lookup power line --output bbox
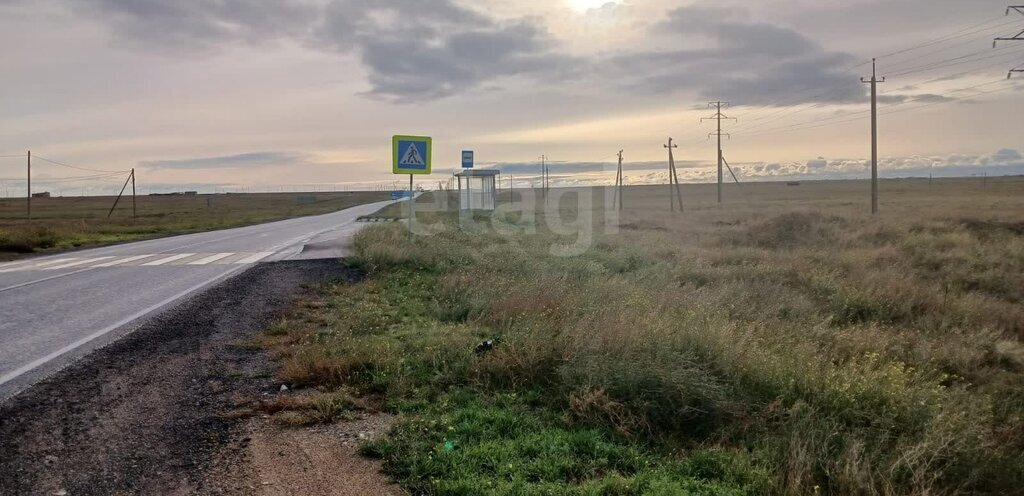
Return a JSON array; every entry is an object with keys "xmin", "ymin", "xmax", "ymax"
[
  {"xmin": 14, "ymin": 172, "xmax": 126, "ymax": 184},
  {"xmin": 877, "ymin": 15, "xmax": 1011, "ymax": 59},
  {"xmin": 881, "ymin": 22, "xmax": 1024, "ymax": 74},
  {"xmin": 887, "ymin": 46, "xmax": 1024, "ymax": 77},
  {"xmin": 735, "ymin": 53, "xmax": 1019, "ymax": 138},
  {"xmin": 732, "ymin": 16, "xmax": 1023, "ymax": 128},
  {"xmin": 32, "ymin": 155, "xmax": 129, "ymax": 174},
  {"xmin": 740, "ymin": 79, "xmax": 1017, "ymax": 139}
]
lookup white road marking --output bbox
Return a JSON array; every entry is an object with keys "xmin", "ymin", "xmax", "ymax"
[
  {"xmin": 0, "ymin": 263, "xmax": 252, "ymax": 390},
  {"xmin": 187, "ymin": 253, "xmax": 235, "ymax": 265},
  {"xmin": 141, "ymin": 253, "xmax": 195, "ymax": 266},
  {"xmin": 0, "ymin": 259, "xmax": 39, "ymax": 270},
  {"xmin": 0, "ymin": 258, "xmax": 79, "ymax": 273},
  {"xmin": 93, "ymin": 255, "xmax": 156, "ymax": 267},
  {"xmin": 234, "ymin": 252, "xmax": 275, "ymax": 264},
  {"xmin": 42, "ymin": 257, "xmax": 115, "ymax": 271}
]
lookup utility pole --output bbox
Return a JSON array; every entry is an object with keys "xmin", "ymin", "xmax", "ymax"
[
  {"xmin": 26, "ymin": 150, "xmax": 31, "ymax": 222},
  {"xmin": 995, "ymin": 6, "xmax": 1024, "ymax": 78},
  {"xmin": 861, "ymin": 58, "xmax": 885, "ymax": 215},
  {"xmin": 701, "ymin": 102, "xmax": 736, "ymax": 204},
  {"xmin": 131, "ymin": 168, "xmax": 137, "ymax": 219},
  {"xmin": 108, "ymin": 169, "xmax": 134, "ymax": 218},
  {"xmin": 664, "ymin": 138, "xmax": 683, "ymax": 212},
  {"xmin": 613, "ymin": 150, "xmax": 624, "ymax": 210},
  {"xmin": 539, "ymin": 155, "xmax": 548, "ymax": 195}
]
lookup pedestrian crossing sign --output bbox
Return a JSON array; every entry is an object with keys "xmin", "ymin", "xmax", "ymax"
[{"xmin": 393, "ymin": 135, "xmax": 432, "ymax": 175}]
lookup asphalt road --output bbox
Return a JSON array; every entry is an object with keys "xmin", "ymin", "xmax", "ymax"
[{"xmin": 0, "ymin": 199, "xmax": 395, "ymax": 400}]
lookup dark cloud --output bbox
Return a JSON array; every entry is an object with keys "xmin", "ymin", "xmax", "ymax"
[
  {"xmin": 63, "ymin": 0, "xmax": 577, "ymax": 101},
  {"xmin": 67, "ymin": 0, "xmax": 318, "ymax": 49},
  {"xmin": 991, "ymin": 148, "xmax": 1022, "ymax": 162},
  {"xmin": 608, "ymin": 3, "xmax": 865, "ymax": 106},
  {"xmin": 140, "ymin": 151, "xmax": 311, "ymax": 170}
]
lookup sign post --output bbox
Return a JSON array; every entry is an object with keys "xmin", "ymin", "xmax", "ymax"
[
  {"xmin": 462, "ymin": 150, "xmax": 473, "ymax": 211},
  {"xmin": 393, "ymin": 135, "xmax": 432, "ymax": 239}
]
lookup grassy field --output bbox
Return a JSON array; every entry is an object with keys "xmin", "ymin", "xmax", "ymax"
[
  {"xmin": 260, "ymin": 177, "xmax": 1024, "ymax": 495},
  {"xmin": 0, "ymin": 191, "xmax": 390, "ymax": 259}
]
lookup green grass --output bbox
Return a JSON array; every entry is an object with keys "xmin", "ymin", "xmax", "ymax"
[
  {"xmin": 262, "ymin": 178, "xmax": 1024, "ymax": 495},
  {"xmin": 0, "ymin": 191, "xmax": 389, "ymax": 259},
  {"xmin": 361, "ymin": 391, "xmax": 767, "ymax": 495}
]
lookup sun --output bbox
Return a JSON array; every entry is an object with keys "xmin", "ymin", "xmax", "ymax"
[{"xmin": 568, "ymin": 0, "xmax": 614, "ymax": 12}]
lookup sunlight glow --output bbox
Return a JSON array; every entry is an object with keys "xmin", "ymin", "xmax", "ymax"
[{"xmin": 568, "ymin": 0, "xmax": 614, "ymax": 12}]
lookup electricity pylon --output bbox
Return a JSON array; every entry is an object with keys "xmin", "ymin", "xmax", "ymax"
[
  {"xmin": 664, "ymin": 138, "xmax": 684, "ymax": 212},
  {"xmin": 701, "ymin": 102, "xmax": 736, "ymax": 204},
  {"xmin": 995, "ymin": 6, "xmax": 1024, "ymax": 78},
  {"xmin": 861, "ymin": 58, "xmax": 885, "ymax": 215}
]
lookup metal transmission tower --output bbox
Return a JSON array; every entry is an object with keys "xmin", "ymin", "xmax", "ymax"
[
  {"xmin": 995, "ymin": 6, "xmax": 1024, "ymax": 78},
  {"xmin": 701, "ymin": 102, "xmax": 736, "ymax": 204},
  {"xmin": 664, "ymin": 138, "xmax": 684, "ymax": 212},
  {"xmin": 861, "ymin": 58, "xmax": 886, "ymax": 215},
  {"xmin": 612, "ymin": 150, "xmax": 624, "ymax": 210}
]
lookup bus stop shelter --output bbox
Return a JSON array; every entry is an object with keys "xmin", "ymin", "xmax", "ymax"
[{"xmin": 456, "ymin": 170, "xmax": 500, "ymax": 211}]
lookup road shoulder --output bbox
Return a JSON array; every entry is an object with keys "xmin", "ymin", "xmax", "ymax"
[{"xmin": 0, "ymin": 259, "xmax": 396, "ymax": 495}]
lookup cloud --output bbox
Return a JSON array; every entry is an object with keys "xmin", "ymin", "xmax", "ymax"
[
  {"xmin": 61, "ymin": 0, "xmax": 577, "ymax": 102},
  {"xmin": 313, "ymin": 0, "xmax": 581, "ymax": 101},
  {"xmin": 140, "ymin": 151, "xmax": 311, "ymax": 170},
  {"xmin": 991, "ymin": 148, "xmax": 1022, "ymax": 163},
  {"xmin": 482, "ymin": 160, "xmax": 700, "ymax": 175},
  {"xmin": 607, "ymin": 2, "xmax": 864, "ymax": 106},
  {"xmin": 65, "ymin": 0, "xmax": 318, "ymax": 50}
]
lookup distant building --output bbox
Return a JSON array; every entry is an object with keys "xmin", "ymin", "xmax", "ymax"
[
  {"xmin": 150, "ymin": 191, "xmax": 199, "ymax": 197},
  {"xmin": 31, "ymin": 191, "xmax": 51, "ymax": 198}
]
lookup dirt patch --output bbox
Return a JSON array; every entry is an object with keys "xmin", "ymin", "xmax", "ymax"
[
  {"xmin": 206, "ymin": 413, "xmax": 399, "ymax": 496},
  {"xmin": 0, "ymin": 259, "xmax": 397, "ymax": 496}
]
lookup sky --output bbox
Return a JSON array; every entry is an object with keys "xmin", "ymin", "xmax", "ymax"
[{"xmin": 1, "ymin": 0, "xmax": 1022, "ymax": 195}]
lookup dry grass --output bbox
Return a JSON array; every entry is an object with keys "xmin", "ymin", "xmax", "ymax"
[
  {"xmin": 0, "ymin": 191, "xmax": 389, "ymax": 259},
  {"xmin": 275, "ymin": 177, "xmax": 1024, "ymax": 494}
]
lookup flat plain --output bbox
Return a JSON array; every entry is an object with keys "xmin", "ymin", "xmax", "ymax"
[
  {"xmin": 261, "ymin": 177, "xmax": 1024, "ymax": 495},
  {"xmin": 0, "ymin": 191, "xmax": 390, "ymax": 259}
]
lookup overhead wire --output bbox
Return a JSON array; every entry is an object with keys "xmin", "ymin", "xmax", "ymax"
[
  {"xmin": 32, "ymin": 155, "xmax": 129, "ymax": 174},
  {"xmin": 740, "ymin": 78, "xmax": 1012, "ymax": 138},
  {"xmin": 886, "ymin": 46, "xmax": 1024, "ymax": 77},
  {"xmin": 733, "ymin": 51, "xmax": 1023, "ymax": 136},
  {"xmin": 739, "ymin": 79, "xmax": 1018, "ymax": 139},
  {"xmin": 878, "ymin": 17, "xmax": 1020, "ymax": 61},
  {"xmin": 727, "ymin": 14, "xmax": 1023, "ymax": 135}
]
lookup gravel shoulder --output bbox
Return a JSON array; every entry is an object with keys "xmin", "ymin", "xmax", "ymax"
[{"xmin": 0, "ymin": 259, "xmax": 397, "ymax": 496}]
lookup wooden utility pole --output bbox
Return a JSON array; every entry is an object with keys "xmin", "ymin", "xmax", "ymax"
[
  {"xmin": 702, "ymin": 102, "xmax": 736, "ymax": 204},
  {"xmin": 664, "ymin": 138, "xmax": 683, "ymax": 212},
  {"xmin": 539, "ymin": 155, "xmax": 548, "ymax": 195},
  {"xmin": 26, "ymin": 150, "xmax": 31, "ymax": 222},
  {"xmin": 107, "ymin": 170, "xmax": 134, "ymax": 218},
  {"xmin": 131, "ymin": 168, "xmax": 137, "ymax": 219},
  {"xmin": 861, "ymin": 58, "xmax": 885, "ymax": 215},
  {"xmin": 613, "ymin": 150, "xmax": 624, "ymax": 210}
]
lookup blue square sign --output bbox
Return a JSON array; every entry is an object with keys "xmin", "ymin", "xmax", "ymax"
[
  {"xmin": 462, "ymin": 150, "xmax": 474, "ymax": 169},
  {"xmin": 393, "ymin": 135, "xmax": 432, "ymax": 175}
]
